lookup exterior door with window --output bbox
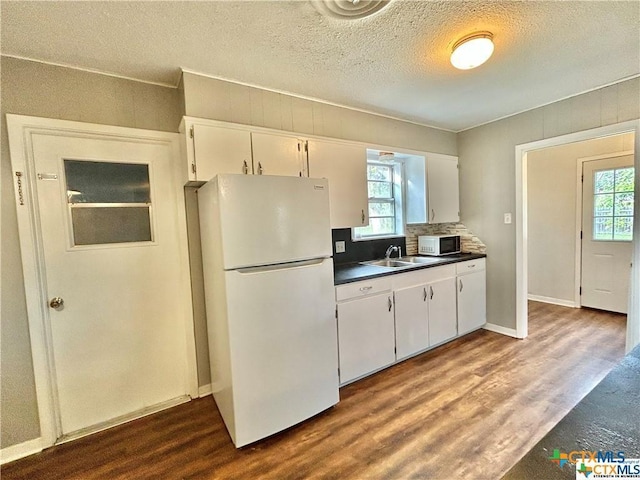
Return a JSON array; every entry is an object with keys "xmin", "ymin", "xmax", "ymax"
[
  {"xmin": 581, "ymin": 155, "xmax": 634, "ymax": 313},
  {"xmin": 17, "ymin": 125, "xmax": 194, "ymax": 441}
]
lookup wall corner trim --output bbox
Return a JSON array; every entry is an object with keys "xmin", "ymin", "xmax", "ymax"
[
  {"xmin": 483, "ymin": 323, "xmax": 519, "ymax": 338},
  {"xmin": 0, "ymin": 437, "xmax": 43, "ymax": 465},
  {"xmin": 198, "ymin": 383, "xmax": 213, "ymax": 398}
]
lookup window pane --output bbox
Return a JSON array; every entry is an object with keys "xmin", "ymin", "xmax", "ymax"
[
  {"xmin": 367, "ymin": 217, "xmax": 395, "ymax": 235},
  {"xmin": 614, "ymin": 167, "xmax": 634, "ymax": 192},
  {"xmin": 593, "ymin": 217, "xmax": 613, "ymax": 240},
  {"xmin": 369, "ymin": 201, "xmax": 394, "ymax": 217},
  {"xmin": 368, "ymin": 181, "xmax": 392, "ymax": 198},
  {"xmin": 594, "ymin": 194, "xmax": 613, "ymax": 217},
  {"xmin": 71, "ymin": 207, "xmax": 152, "ymax": 245},
  {"xmin": 594, "ymin": 170, "xmax": 614, "ymax": 194},
  {"xmin": 613, "ymin": 217, "xmax": 633, "ymax": 241},
  {"xmin": 367, "ymin": 164, "xmax": 392, "ymax": 181},
  {"xmin": 65, "ymin": 160, "xmax": 151, "ymax": 204},
  {"xmin": 614, "ymin": 192, "xmax": 634, "ymax": 216}
]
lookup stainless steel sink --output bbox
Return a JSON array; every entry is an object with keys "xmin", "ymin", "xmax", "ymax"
[
  {"xmin": 361, "ymin": 259, "xmax": 415, "ymax": 268},
  {"xmin": 398, "ymin": 256, "xmax": 442, "ymax": 265}
]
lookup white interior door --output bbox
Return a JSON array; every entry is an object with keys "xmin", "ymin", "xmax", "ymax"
[
  {"xmin": 29, "ymin": 131, "xmax": 193, "ymax": 439},
  {"xmin": 581, "ymin": 155, "xmax": 634, "ymax": 313}
]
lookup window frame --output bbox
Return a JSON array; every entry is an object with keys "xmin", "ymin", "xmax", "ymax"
[
  {"xmin": 353, "ymin": 157, "xmax": 405, "ymax": 241},
  {"xmin": 592, "ymin": 166, "xmax": 634, "ymax": 242}
]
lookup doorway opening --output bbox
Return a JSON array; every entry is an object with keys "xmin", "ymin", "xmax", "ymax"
[{"xmin": 515, "ymin": 120, "xmax": 640, "ymax": 351}]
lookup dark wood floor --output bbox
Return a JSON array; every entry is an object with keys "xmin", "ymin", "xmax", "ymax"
[{"xmin": 2, "ymin": 302, "xmax": 627, "ymax": 479}]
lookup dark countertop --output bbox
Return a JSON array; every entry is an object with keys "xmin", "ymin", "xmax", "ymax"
[
  {"xmin": 502, "ymin": 344, "xmax": 640, "ymax": 480},
  {"xmin": 333, "ymin": 252, "xmax": 487, "ymax": 286}
]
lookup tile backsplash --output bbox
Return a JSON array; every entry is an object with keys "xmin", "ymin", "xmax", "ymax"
[
  {"xmin": 405, "ymin": 223, "xmax": 487, "ymax": 255},
  {"xmin": 332, "ymin": 229, "xmax": 406, "ymax": 266},
  {"xmin": 331, "ymin": 223, "xmax": 485, "ymax": 265}
]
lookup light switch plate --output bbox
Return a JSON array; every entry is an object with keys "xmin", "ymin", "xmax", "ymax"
[
  {"xmin": 504, "ymin": 213, "xmax": 512, "ymax": 224},
  {"xmin": 335, "ymin": 241, "xmax": 346, "ymax": 253}
]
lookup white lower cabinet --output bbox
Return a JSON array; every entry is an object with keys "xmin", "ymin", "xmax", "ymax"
[
  {"xmin": 336, "ymin": 260, "xmax": 485, "ymax": 385},
  {"xmin": 456, "ymin": 259, "xmax": 487, "ymax": 335},
  {"xmin": 394, "ymin": 284, "xmax": 429, "ymax": 361},
  {"xmin": 337, "ymin": 291, "xmax": 396, "ymax": 384},
  {"xmin": 427, "ymin": 277, "xmax": 458, "ymax": 346}
]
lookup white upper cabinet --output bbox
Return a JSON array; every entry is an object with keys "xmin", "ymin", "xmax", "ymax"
[
  {"xmin": 251, "ymin": 132, "xmax": 308, "ymax": 178},
  {"xmin": 406, "ymin": 153, "xmax": 460, "ymax": 224},
  {"xmin": 185, "ymin": 122, "xmax": 253, "ymax": 184},
  {"xmin": 307, "ymin": 139, "xmax": 368, "ymax": 229},
  {"xmin": 180, "ymin": 118, "xmax": 309, "ymax": 185}
]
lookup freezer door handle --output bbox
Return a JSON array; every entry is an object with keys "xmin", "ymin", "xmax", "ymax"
[{"xmin": 235, "ymin": 258, "xmax": 327, "ymax": 274}]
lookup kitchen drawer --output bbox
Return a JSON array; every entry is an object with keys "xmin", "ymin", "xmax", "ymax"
[
  {"xmin": 455, "ymin": 258, "xmax": 486, "ymax": 275},
  {"xmin": 392, "ymin": 264, "xmax": 456, "ymax": 290},
  {"xmin": 336, "ymin": 277, "xmax": 392, "ymax": 302}
]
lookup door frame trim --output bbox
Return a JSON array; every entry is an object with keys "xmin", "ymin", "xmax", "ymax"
[
  {"xmin": 7, "ymin": 114, "xmax": 198, "ymax": 447},
  {"xmin": 575, "ymin": 150, "xmax": 634, "ymax": 309},
  {"xmin": 515, "ymin": 119, "xmax": 640, "ymax": 350}
]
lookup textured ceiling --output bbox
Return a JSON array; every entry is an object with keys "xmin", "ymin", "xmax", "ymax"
[{"xmin": 1, "ymin": 1, "xmax": 639, "ymax": 131}]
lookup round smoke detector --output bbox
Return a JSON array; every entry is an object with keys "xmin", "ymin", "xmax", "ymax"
[{"xmin": 312, "ymin": 0, "xmax": 391, "ymax": 19}]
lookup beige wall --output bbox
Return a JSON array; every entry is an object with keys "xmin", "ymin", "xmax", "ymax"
[
  {"xmin": 527, "ymin": 133, "xmax": 634, "ymax": 304},
  {"xmin": 182, "ymin": 72, "xmax": 458, "ymax": 155},
  {"xmin": 458, "ymin": 77, "xmax": 640, "ymax": 330},
  {"xmin": 0, "ymin": 56, "xmax": 182, "ymax": 449}
]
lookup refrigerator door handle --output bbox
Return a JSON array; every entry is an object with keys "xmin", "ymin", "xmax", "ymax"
[{"xmin": 235, "ymin": 257, "xmax": 327, "ymax": 274}]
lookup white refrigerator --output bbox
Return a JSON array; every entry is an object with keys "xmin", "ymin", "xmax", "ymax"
[{"xmin": 198, "ymin": 174, "xmax": 339, "ymax": 447}]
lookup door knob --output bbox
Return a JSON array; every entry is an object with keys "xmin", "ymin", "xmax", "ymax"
[{"xmin": 49, "ymin": 297, "xmax": 64, "ymax": 309}]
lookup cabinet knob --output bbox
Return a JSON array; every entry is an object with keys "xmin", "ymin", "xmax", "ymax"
[
  {"xmin": 258, "ymin": 162, "xmax": 264, "ymax": 175},
  {"xmin": 429, "ymin": 286, "xmax": 434, "ymax": 300},
  {"xmin": 388, "ymin": 296, "xmax": 393, "ymax": 312},
  {"xmin": 459, "ymin": 279, "xmax": 464, "ymax": 292},
  {"xmin": 423, "ymin": 287, "xmax": 427, "ymax": 302},
  {"xmin": 431, "ymin": 209, "xmax": 435, "ymax": 222},
  {"xmin": 242, "ymin": 160, "xmax": 249, "ymax": 175},
  {"xmin": 361, "ymin": 209, "xmax": 366, "ymax": 224}
]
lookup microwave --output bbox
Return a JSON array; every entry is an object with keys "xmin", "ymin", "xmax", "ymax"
[{"xmin": 418, "ymin": 235, "xmax": 461, "ymax": 256}]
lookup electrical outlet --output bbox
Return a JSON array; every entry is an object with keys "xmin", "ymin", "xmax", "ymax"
[
  {"xmin": 335, "ymin": 241, "xmax": 346, "ymax": 253},
  {"xmin": 504, "ymin": 213, "xmax": 512, "ymax": 224}
]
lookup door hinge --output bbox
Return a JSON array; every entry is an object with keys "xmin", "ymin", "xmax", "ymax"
[
  {"xmin": 189, "ymin": 125, "xmax": 194, "ymax": 139},
  {"xmin": 335, "ymin": 306, "xmax": 338, "ymax": 319},
  {"xmin": 15, "ymin": 171, "xmax": 25, "ymax": 206},
  {"xmin": 580, "ymin": 231, "xmax": 583, "ymax": 239},
  {"xmin": 581, "ymin": 174, "xmax": 584, "ymax": 182},
  {"xmin": 304, "ymin": 141, "xmax": 308, "ymax": 153},
  {"xmin": 191, "ymin": 163, "xmax": 196, "ymax": 174},
  {"xmin": 297, "ymin": 142, "xmax": 301, "ymax": 152},
  {"xmin": 579, "ymin": 286, "xmax": 582, "ymax": 295}
]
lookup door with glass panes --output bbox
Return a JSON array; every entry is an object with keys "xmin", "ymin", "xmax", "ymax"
[
  {"xmin": 29, "ymin": 130, "xmax": 192, "ymax": 440},
  {"xmin": 581, "ymin": 155, "xmax": 634, "ymax": 313}
]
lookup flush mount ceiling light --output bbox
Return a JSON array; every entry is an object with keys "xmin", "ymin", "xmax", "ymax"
[
  {"xmin": 450, "ymin": 32, "xmax": 494, "ymax": 70},
  {"xmin": 312, "ymin": 0, "xmax": 391, "ymax": 19}
]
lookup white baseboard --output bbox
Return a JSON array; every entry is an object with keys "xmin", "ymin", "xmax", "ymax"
[
  {"xmin": 198, "ymin": 383, "xmax": 212, "ymax": 398},
  {"xmin": 0, "ymin": 437, "xmax": 42, "ymax": 465},
  {"xmin": 483, "ymin": 322, "xmax": 518, "ymax": 338},
  {"xmin": 528, "ymin": 294, "xmax": 577, "ymax": 308}
]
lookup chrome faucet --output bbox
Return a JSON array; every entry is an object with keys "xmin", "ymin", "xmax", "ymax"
[{"xmin": 385, "ymin": 245, "xmax": 401, "ymax": 259}]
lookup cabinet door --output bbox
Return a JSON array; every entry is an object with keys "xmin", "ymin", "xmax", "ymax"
[
  {"xmin": 394, "ymin": 284, "xmax": 429, "ymax": 360},
  {"xmin": 337, "ymin": 293, "xmax": 395, "ymax": 384},
  {"xmin": 192, "ymin": 124, "xmax": 253, "ymax": 182},
  {"xmin": 457, "ymin": 270, "xmax": 486, "ymax": 335},
  {"xmin": 428, "ymin": 277, "xmax": 457, "ymax": 346},
  {"xmin": 307, "ymin": 139, "xmax": 368, "ymax": 228},
  {"xmin": 427, "ymin": 155, "xmax": 460, "ymax": 224},
  {"xmin": 251, "ymin": 132, "xmax": 306, "ymax": 177}
]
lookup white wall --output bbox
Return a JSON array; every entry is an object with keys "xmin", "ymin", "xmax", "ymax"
[
  {"xmin": 527, "ymin": 133, "xmax": 634, "ymax": 305},
  {"xmin": 458, "ymin": 77, "xmax": 640, "ymax": 330}
]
